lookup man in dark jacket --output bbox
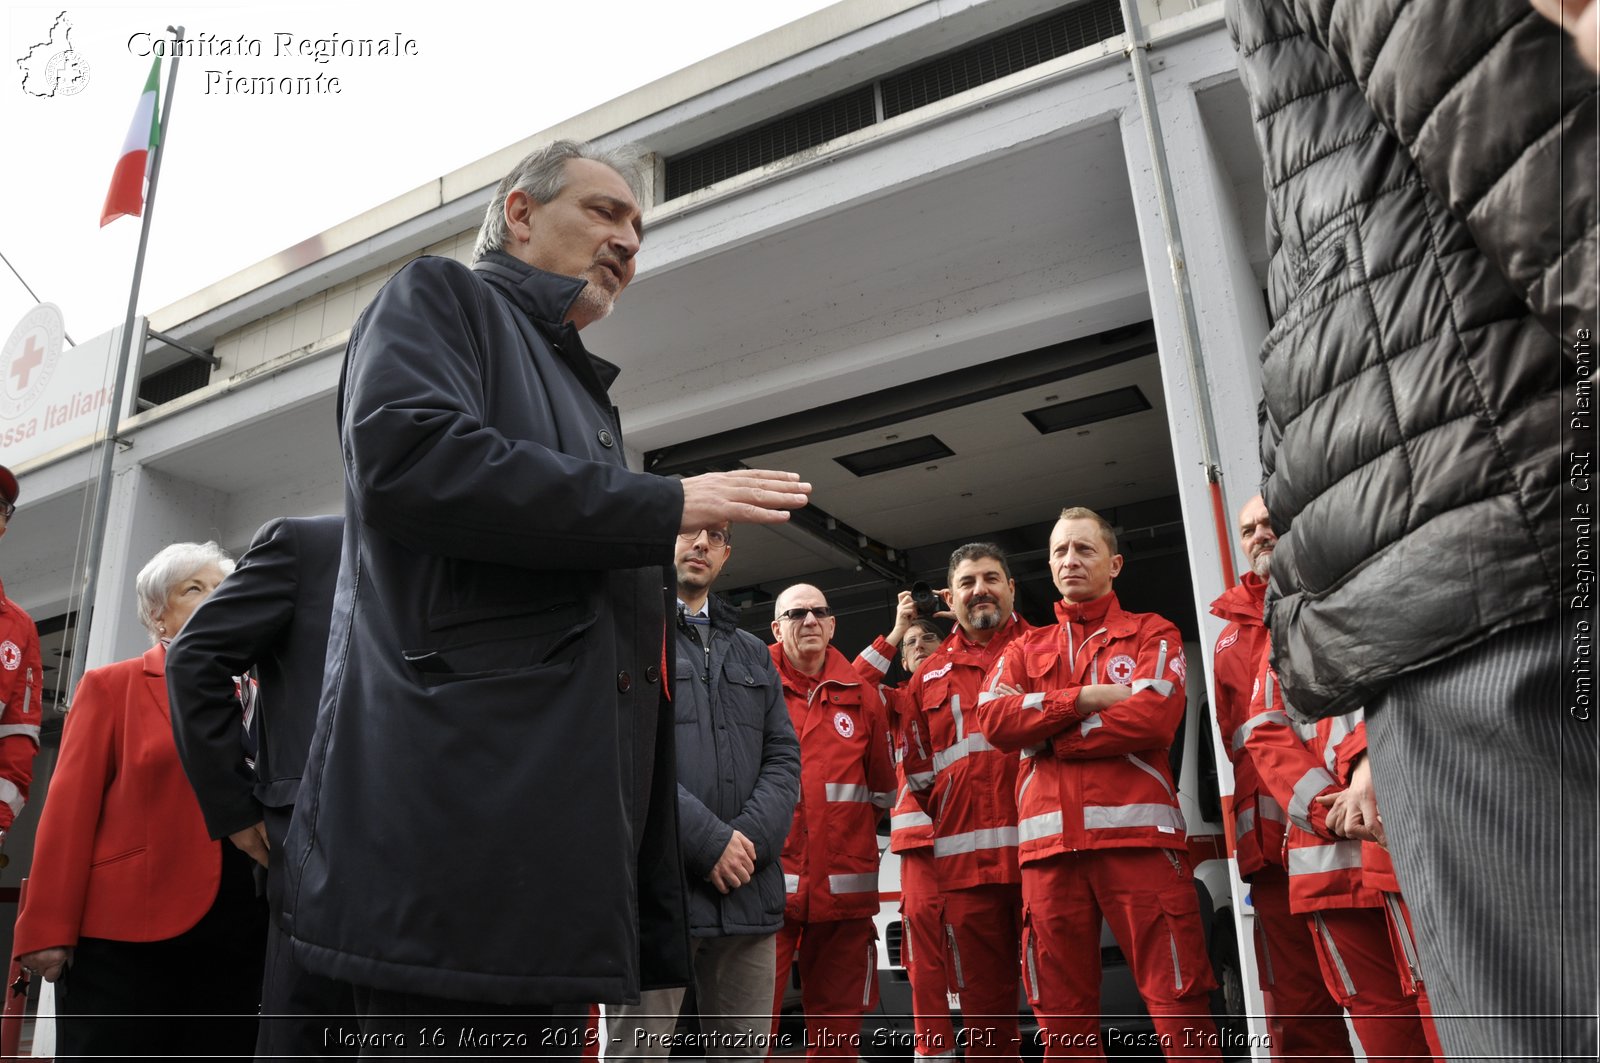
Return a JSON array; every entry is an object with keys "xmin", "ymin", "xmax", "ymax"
[
  {"xmin": 607, "ymin": 522, "xmax": 799, "ymax": 1060},
  {"xmin": 166, "ymin": 514, "xmax": 357, "ymax": 1058},
  {"xmin": 282, "ymin": 140, "xmax": 810, "ymax": 1047},
  {"xmin": 1227, "ymin": 3, "xmax": 1597, "ymax": 1059}
]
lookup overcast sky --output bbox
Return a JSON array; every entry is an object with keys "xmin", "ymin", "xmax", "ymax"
[{"xmin": 2, "ymin": 0, "xmax": 841, "ymax": 348}]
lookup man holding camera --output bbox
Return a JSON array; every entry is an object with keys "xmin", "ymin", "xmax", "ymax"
[{"xmin": 895, "ymin": 545, "xmax": 1034, "ymax": 1061}]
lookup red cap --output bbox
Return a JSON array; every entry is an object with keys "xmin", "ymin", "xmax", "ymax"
[{"xmin": 0, "ymin": 465, "xmax": 17, "ymax": 507}]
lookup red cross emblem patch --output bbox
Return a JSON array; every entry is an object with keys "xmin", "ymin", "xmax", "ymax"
[
  {"xmin": 0, "ymin": 641, "xmax": 20, "ymax": 671},
  {"xmin": 833, "ymin": 711, "xmax": 855, "ymax": 739},
  {"xmin": 1107, "ymin": 654, "xmax": 1136, "ymax": 685}
]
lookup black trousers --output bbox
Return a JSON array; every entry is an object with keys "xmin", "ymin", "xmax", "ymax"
[
  {"xmin": 53, "ymin": 843, "xmax": 267, "ymax": 1059},
  {"xmin": 351, "ymin": 987, "xmax": 590, "ymax": 1059}
]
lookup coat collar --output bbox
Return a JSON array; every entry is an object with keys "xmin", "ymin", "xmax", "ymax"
[
  {"xmin": 1053, "ymin": 592, "xmax": 1138, "ymax": 639},
  {"xmin": 142, "ymin": 643, "xmax": 170, "ymax": 718},
  {"xmin": 1210, "ymin": 571, "xmax": 1267, "ymax": 625},
  {"xmin": 472, "ymin": 251, "xmax": 623, "ymax": 392}
]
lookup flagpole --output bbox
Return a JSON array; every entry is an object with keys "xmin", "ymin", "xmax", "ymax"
[{"xmin": 67, "ymin": 25, "xmax": 185, "ymax": 695}]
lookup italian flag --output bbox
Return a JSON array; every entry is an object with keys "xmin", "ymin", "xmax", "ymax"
[{"xmin": 100, "ymin": 58, "xmax": 161, "ymax": 228}]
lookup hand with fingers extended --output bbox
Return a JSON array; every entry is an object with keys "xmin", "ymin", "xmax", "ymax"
[{"xmin": 680, "ymin": 469, "xmax": 810, "ymax": 531}]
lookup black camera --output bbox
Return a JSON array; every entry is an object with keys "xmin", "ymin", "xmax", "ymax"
[{"xmin": 910, "ymin": 581, "xmax": 943, "ymax": 619}]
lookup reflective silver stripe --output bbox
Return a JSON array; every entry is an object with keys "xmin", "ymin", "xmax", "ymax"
[
  {"xmin": 907, "ymin": 770, "xmax": 935, "ymax": 791},
  {"xmin": 949, "ymin": 693, "xmax": 964, "ymax": 742},
  {"xmin": 1291, "ymin": 718, "xmax": 1319, "ymax": 743},
  {"xmin": 1289, "ymin": 767, "xmax": 1337, "ymax": 831},
  {"xmin": 1168, "ymin": 924, "xmax": 1182, "ymax": 992},
  {"xmin": 1018, "ymin": 810, "xmax": 1063, "ymax": 842},
  {"xmin": 829, "ymin": 873, "xmax": 878, "ymax": 894},
  {"xmin": 1016, "ymin": 765, "xmax": 1036, "ymax": 806},
  {"xmin": 1022, "ymin": 692, "xmax": 1046, "ymax": 711},
  {"xmin": 977, "ymin": 690, "xmax": 997, "ymax": 705},
  {"xmin": 910, "ymin": 721, "xmax": 928, "ymax": 760},
  {"xmin": 826, "ymin": 783, "xmax": 873, "ymax": 803},
  {"xmin": 0, "ymin": 724, "xmax": 41, "ymax": 742},
  {"xmin": 1232, "ymin": 710, "xmax": 1290, "ymax": 752},
  {"xmin": 1384, "ymin": 892, "xmax": 1423, "ymax": 983},
  {"xmin": 1235, "ymin": 806, "xmax": 1257, "ymax": 837},
  {"xmin": 784, "ymin": 874, "xmax": 800, "ymax": 893},
  {"xmin": 1079, "ymin": 713, "xmax": 1102, "ymax": 737},
  {"xmin": 1124, "ymin": 754, "xmax": 1176, "ymax": 801},
  {"xmin": 1288, "ymin": 841, "xmax": 1364, "ymax": 876},
  {"xmin": 1154, "ymin": 640, "xmax": 1169, "ymax": 687},
  {"xmin": 901, "ymin": 916, "xmax": 914, "ymax": 966},
  {"xmin": 1259, "ymin": 795, "xmax": 1287, "ymax": 823},
  {"xmin": 0, "ymin": 778, "xmax": 21, "ymax": 815},
  {"xmin": 22, "ymin": 668, "xmax": 31, "ymax": 714},
  {"xmin": 1132, "ymin": 677, "xmax": 1174, "ymax": 696},
  {"xmin": 861, "ymin": 645, "xmax": 892, "ymax": 675},
  {"xmin": 1322, "ymin": 711, "xmax": 1359, "ymax": 774},
  {"xmin": 932, "ymin": 826, "xmax": 1018, "ymax": 857},
  {"xmin": 871, "ymin": 790, "xmax": 895, "ymax": 810},
  {"xmin": 892, "ymin": 811, "xmax": 933, "ymax": 831},
  {"xmin": 931, "ymin": 732, "xmax": 999, "ymax": 773},
  {"xmin": 1313, "ymin": 912, "xmax": 1357, "ymax": 997},
  {"xmin": 1084, "ymin": 803, "xmax": 1186, "ymax": 833},
  {"xmin": 1020, "ymin": 744, "xmax": 1044, "ymax": 759},
  {"xmin": 946, "ymin": 924, "xmax": 966, "ymax": 989},
  {"xmin": 863, "ymin": 941, "xmax": 876, "ymax": 1006},
  {"xmin": 1024, "ymin": 930, "xmax": 1040, "ymax": 1004}
]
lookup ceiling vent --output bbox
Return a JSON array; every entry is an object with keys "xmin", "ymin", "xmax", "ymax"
[
  {"xmin": 1023, "ymin": 385, "xmax": 1150, "ymax": 434},
  {"xmin": 835, "ymin": 435, "xmax": 955, "ymax": 477}
]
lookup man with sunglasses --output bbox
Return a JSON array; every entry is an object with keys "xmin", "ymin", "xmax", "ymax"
[
  {"xmin": 769, "ymin": 585, "xmax": 894, "ymax": 1059},
  {"xmin": 608, "ymin": 524, "xmax": 798, "ymax": 1061},
  {"xmin": 0, "ymin": 465, "xmax": 42, "ymax": 857}
]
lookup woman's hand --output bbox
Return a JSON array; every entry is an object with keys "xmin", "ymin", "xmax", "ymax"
[{"xmin": 17, "ymin": 946, "xmax": 72, "ymax": 982}]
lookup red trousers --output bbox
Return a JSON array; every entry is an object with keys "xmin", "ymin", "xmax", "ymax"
[
  {"xmin": 1306, "ymin": 906, "xmax": 1431, "ymax": 1061},
  {"xmin": 771, "ymin": 917, "xmax": 879, "ymax": 1060},
  {"xmin": 1380, "ymin": 892, "xmax": 1446, "ymax": 1060},
  {"xmin": 942, "ymin": 882, "xmax": 1023, "ymax": 1061},
  {"xmin": 1249, "ymin": 866, "xmax": 1354, "ymax": 1062},
  {"xmin": 899, "ymin": 850, "xmax": 956, "ymax": 1058},
  {"xmin": 1020, "ymin": 849, "xmax": 1220, "ymax": 1060}
]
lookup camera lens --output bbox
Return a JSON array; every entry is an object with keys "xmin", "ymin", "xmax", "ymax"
[{"xmin": 911, "ymin": 581, "xmax": 940, "ymax": 619}]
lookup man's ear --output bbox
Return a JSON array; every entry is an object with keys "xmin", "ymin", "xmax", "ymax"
[{"xmin": 504, "ymin": 189, "xmax": 540, "ymax": 247}]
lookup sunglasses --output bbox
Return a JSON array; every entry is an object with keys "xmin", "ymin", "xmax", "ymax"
[{"xmin": 777, "ymin": 606, "xmax": 833, "ymax": 622}]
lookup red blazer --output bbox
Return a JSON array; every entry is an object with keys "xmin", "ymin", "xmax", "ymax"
[{"xmin": 14, "ymin": 645, "xmax": 221, "ymax": 955}]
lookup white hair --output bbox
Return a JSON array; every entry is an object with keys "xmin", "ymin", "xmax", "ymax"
[
  {"xmin": 135, "ymin": 541, "xmax": 234, "ymax": 642},
  {"xmin": 472, "ymin": 139, "xmax": 646, "ymax": 263}
]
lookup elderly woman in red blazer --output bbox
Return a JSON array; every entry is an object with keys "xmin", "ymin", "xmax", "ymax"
[{"xmin": 14, "ymin": 541, "xmax": 266, "ymax": 1057}]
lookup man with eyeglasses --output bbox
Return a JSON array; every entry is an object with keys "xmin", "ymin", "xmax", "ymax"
[
  {"xmin": 769, "ymin": 584, "xmax": 894, "ymax": 1058},
  {"xmin": 607, "ymin": 524, "xmax": 798, "ymax": 1061},
  {"xmin": 0, "ymin": 465, "xmax": 42, "ymax": 857}
]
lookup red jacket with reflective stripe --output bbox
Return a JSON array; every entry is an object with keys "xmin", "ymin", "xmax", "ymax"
[
  {"xmin": 1244, "ymin": 665, "xmax": 1379, "ymax": 913},
  {"xmin": 1320, "ymin": 717, "xmax": 1400, "ymax": 894},
  {"xmin": 1209, "ymin": 574, "xmax": 1284, "ymax": 877},
  {"xmin": 853, "ymin": 638, "xmax": 933, "ymax": 856},
  {"xmin": 973, "ymin": 596, "xmax": 1189, "ymax": 864},
  {"xmin": 776, "ymin": 644, "xmax": 895, "ymax": 922},
  {"xmin": 0, "ymin": 580, "xmax": 43, "ymax": 833},
  {"xmin": 893, "ymin": 615, "xmax": 1033, "ymax": 890}
]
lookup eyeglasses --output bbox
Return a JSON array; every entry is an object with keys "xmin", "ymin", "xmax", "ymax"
[
  {"xmin": 777, "ymin": 606, "xmax": 833, "ymax": 623},
  {"xmin": 678, "ymin": 528, "xmax": 730, "ymax": 548},
  {"xmin": 0, "ymin": 502, "xmax": 13, "ymax": 521}
]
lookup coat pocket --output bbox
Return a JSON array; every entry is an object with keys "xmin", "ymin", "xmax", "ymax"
[{"xmin": 404, "ymin": 603, "xmax": 596, "ymax": 684}]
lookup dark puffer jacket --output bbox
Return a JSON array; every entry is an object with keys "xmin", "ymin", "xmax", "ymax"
[{"xmin": 1227, "ymin": 0, "xmax": 1595, "ymax": 718}]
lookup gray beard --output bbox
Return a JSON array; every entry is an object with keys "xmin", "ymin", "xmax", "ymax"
[
  {"xmin": 1251, "ymin": 552, "xmax": 1273, "ymax": 579},
  {"xmin": 970, "ymin": 607, "xmax": 1002, "ymax": 630}
]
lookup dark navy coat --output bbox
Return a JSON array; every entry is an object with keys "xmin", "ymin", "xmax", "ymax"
[{"xmin": 284, "ymin": 252, "xmax": 691, "ymax": 1005}]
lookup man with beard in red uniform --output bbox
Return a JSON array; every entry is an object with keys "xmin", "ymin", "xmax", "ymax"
[
  {"xmin": 769, "ymin": 584, "xmax": 895, "ymax": 1059},
  {"xmin": 891, "ymin": 545, "xmax": 1034, "ymax": 1061},
  {"xmin": 0, "ymin": 465, "xmax": 42, "ymax": 856},
  {"xmin": 1210, "ymin": 496, "xmax": 1352, "ymax": 1061},
  {"xmin": 974, "ymin": 508, "xmax": 1219, "ymax": 1061}
]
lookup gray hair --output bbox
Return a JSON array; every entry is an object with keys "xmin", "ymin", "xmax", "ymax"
[
  {"xmin": 472, "ymin": 140, "xmax": 647, "ymax": 262},
  {"xmin": 135, "ymin": 541, "xmax": 234, "ymax": 642}
]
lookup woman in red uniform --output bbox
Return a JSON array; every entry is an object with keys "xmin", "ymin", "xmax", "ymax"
[{"xmin": 14, "ymin": 541, "xmax": 266, "ymax": 1057}]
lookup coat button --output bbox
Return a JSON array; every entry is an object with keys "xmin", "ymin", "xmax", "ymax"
[
  {"xmin": 598, "ymin": 429, "xmax": 615, "ymax": 448},
  {"xmin": 645, "ymin": 665, "xmax": 660, "ymax": 684},
  {"xmin": 617, "ymin": 671, "xmax": 632, "ymax": 692}
]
